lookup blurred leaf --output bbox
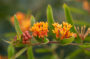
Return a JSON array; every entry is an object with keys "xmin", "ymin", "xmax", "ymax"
[
  {"xmin": 39, "ymin": 54, "xmax": 58, "ymax": 59},
  {"xmin": 65, "ymin": 49, "xmax": 82, "ymax": 59},
  {"xmin": 8, "ymin": 45, "xmax": 15, "ymax": 59},
  {"xmin": 30, "ymin": 16, "xmax": 35, "ymax": 27},
  {"xmin": 14, "ymin": 15, "xmax": 22, "ymax": 40},
  {"xmin": 61, "ymin": 36, "xmax": 74, "ymax": 45},
  {"xmin": 4, "ymin": 32, "xmax": 16, "ymax": 38},
  {"xmin": 47, "ymin": 5, "xmax": 55, "ymax": 37},
  {"xmin": 39, "ymin": 55, "xmax": 52, "ymax": 59},
  {"xmin": 84, "ymin": 36, "xmax": 90, "ymax": 42},
  {"xmin": 14, "ymin": 15, "xmax": 22, "ymax": 35},
  {"xmin": 4, "ymin": 40, "xmax": 11, "ymax": 44},
  {"xmin": 74, "ymin": 20, "xmax": 90, "ymax": 27},
  {"xmin": 63, "ymin": 4, "xmax": 75, "ymax": 32},
  {"xmin": 43, "ymin": 38, "xmax": 49, "ymax": 44},
  {"xmin": 51, "ymin": 53, "xmax": 58, "ymax": 59},
  {"xmin": 27, "ymin": 46, "xmax": 35, "ymax": 59},
  {"xmin": 70, "ymin": 7, "xmax": 88, "ymax": 15},
  {"xmin": 79, "ymin": 43, "xmax": 90, "ymax": 48},
  {"xmin": 47, "ymin": 5, "xmax": 54, "ymax": 28},
  {"xmin": 35, "ymin": 36, "xmax": 49, "ymax": 44},
  {"xmin": 51, "ymin": 44, "xmax": 57, "ymax": 50},
  {"xmin": 35, "ymin": 36, "xmax": 43, "ymax": 43},
  {"xmin": 63, "ymin": 4, "xmax": 81, "ymax": 43},
  {"xmin": 35, "ymin": 48, "xmax": 52, "ymax": 53},
  {"xmin": 84, "ymin": 49, "xmax": 90, "ymax": 56},
  {"xmin": 14, "ymin": 47, "xmax": 27, "ymax": 59}
]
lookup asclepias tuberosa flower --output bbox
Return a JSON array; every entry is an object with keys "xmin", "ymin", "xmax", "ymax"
[
  {"xmin": 52, "ymin": 22, "xmax": 75, "ymax": 44},
  {"xmin": 30, "ymin": 22, "xmax": 49, "ymax": 43}
]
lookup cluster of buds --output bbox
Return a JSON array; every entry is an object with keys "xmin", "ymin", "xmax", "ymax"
[
  {"xmin": 30, "ymin": 22, "xmax": 48, "ymax": 39},
  {"xmin": 52, "ymin": 22, "xmax": 73, "ymax": 40},
  {"xmin": 75, "ymin": 25, "xmax": 90, "ymax": 40},
  {"xmin": 22, "ymin": 31, "xmax": 32, "ymax": 44}
]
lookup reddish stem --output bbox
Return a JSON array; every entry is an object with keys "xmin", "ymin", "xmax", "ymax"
[{"xmin": 31, "ymin": 41, "xmax": 81, "ymax": 46}]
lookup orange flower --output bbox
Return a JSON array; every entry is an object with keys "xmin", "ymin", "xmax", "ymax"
[
  {"xmin": 30, "ymin": 22, "xmax": 48, "ymax": 38},
  {"xmin": 10, "ymin": 12, "xmax": 25, "ymax": 25},
  {"xmin": 83, "ymin": 0, "xmax": 89, "ymax": 11},
  {"xmin": 10, "ymin": 12, "xmax": 31, "ymax": 32},
  {"xmin": 52, "ymin": 22, "xmax": 73, "ymax": 40}
]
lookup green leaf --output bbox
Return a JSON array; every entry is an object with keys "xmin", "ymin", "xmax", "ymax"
[
  {"xmin": 14, "ymin": 47, "xmax": 27, "ymax": 59},
  {"xmin": 4, "ymin": 40, "xmax": 11, "ymax": 44},
  {"xmin": 63, "ymin": 4, "xmax": 75, "ymax": 32},
  {"xmin": 63, "ymin": 4, "xmax": 81, "ymax": 43},
  {"xmin": 50, "ymin": 54, "xmax": 59, "ymax": 59},
  {"xmin": 39, "ymin": 55, "xmax": 53, "ymax": 59},
  {"xmin": 39, "ymin": 54, "xmax": 58, "ymax": 59},
  {"xmin": 69, "ymin": 7, "xmax": 88, "ymax": 15},
  {"xmin": 35, "ymin": 48, "xmax": 52, "ymax": 53},
  {"xmin": 43, "ymin": 38, "xmax": 49, "ymax": 44},
  {"xmin": 4, "ymin": 32, "xmax": 16, "ymax": 38},
  {"xmin": 8, "ymin": 45, "xmax": 15, "ymax": 59},
  {"xmin": 30, "ymin": 16, "xmax": 35, "ymax": 27},
  {"xmin": 27, "ymin": 46, "xmax": 35, "ymax": 59},
  {"xmin": 65, "ymin": 49, "xmax": 83, "ymax": 59},
  {"xmin": 74, "ymin": 20, "xmax": 90, "ymax": 27},
  {"xmin": 79, "ymin": 43, "xmax": 90, "ymax": 48},
  {"xmin": 84, "ymin": 36, "xmax": 90, "ymax": 42},
  {"xmin": 79, "ymin": 43, "xmax": 90, "ymax": 56},
  {"xmin": 84, "ymin": 49, "xmax": 90, "ymax": 56},
  {"xmin": 14, "ymin": 15, "xmax": 23, "ymax": 40},
  {"xmin": 35, "ymin": 36, "xmax": 49, "ymax": 44},
  {"xmin": 60, "ymin": 36, "xmax": 74, "ymax": 45},
  {"xmin": 47, "ymin": 5, "xmax": 55, "ymax": 36}
]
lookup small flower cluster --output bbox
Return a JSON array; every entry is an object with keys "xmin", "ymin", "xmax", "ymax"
[
  {"xmin": 30, "ymin": 22, "xmax": 48, "ymax": 38},
  {"xmin": 22, "ymin": 31, "xmax": 32, "ymax": 44},
  {"xmin": 52, "ymin": 22, "xmax": 73, "ymax": 40}
]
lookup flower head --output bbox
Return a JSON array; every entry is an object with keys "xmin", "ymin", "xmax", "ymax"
[
  {"xmin": 10, "ymin": 12, "xmax": 31, "ymax": 32},
  {"xmin": 30, "ymin": 22, "xmax": 48, "ymax": 38},
  {"xmin": 52, "ymin": 22, "xmax": 73, "ymax": 40}
]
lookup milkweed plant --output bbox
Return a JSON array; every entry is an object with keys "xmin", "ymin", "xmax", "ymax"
[{"xmin": 6, "ymin": 4, "xmax": 90, "ymax": 59}]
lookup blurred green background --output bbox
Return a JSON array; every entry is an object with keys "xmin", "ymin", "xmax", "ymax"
[{"xmin": 0, "ymin": 0, "xmax": 90, "ymax": 59}]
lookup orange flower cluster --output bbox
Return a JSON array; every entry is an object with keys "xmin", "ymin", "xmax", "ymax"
[
  {"xmin": 52, "ymin": 22, "xmax": 73, "ymax": 40},
  {"xmin": 30, "ymin": 22, "xmax": 48, "ymax": 38},
  {"xmin": 10, "ymin": 12, "xmax": 31, "ymax": 32}
]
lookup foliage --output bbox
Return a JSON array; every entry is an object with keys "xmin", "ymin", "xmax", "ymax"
[{"xmin": 4, "ymin": 3, "xmax": 90, "ymax": 59}]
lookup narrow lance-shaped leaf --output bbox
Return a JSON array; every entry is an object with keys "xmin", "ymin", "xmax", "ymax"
[
  {"xmin": 63, "ymin": 4, "xmax": 81, "ymax": 43},
  {"xmin": 14, "ymin": 15, "xmax": 23, "ymax": 40},
  {"xmin": 47, "ymin": 5, "xmax": 55, "ymax": 38},
  {"xmin": 63, "ymin": 4, "xmax": 75, "ymax": 32},
  {"xmin": 30, "ymin": 15, "xmax": 35, "ymax": 27},
  {"xmin": 27, "ymin": 46, "xmax": 35, "ymax": 59},
  {"xmin": 8, "ymin": 45, "xmax": 15, "ymax": 59},
  {"xmin": 47, "ymin": 5, "xmax": 54, "ymax": 31},
  {"xmin": 29, "ymin": 16, "xmax": 35, "ymax": 59},
  {"xmin": 13, "ymin": 47, "xmax": 27, "ymax": 59}
]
